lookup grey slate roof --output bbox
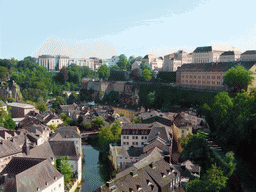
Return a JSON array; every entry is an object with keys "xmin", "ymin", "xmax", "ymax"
[
  {"xmin": 52, "ymin": 128, "xmax": 81, "ymax": 139},
  {"xmin": 241, "ymin": 50, "xmax": 256, "ymax": 55},
  {"xmin": 176, "ymin": 61, "xmax": 256, "ymax": 72},
  {"xmin": 220, "ymin": 51, "xmax": 234, "ymax": 56},
  {"xmin": 0, "ymin": 140, "xmax": 22, "ymax": 158},
  {"xmin": 28, "ymin": 141, "xmax": 56, "ymax": 163},
  {"xmin": 0, "ymin": 157, "xmax": 63, "ymax": 192},
  {"xmin": 49, "ymin": 141, "xmax": 80, "ymax": 160},
  {"xmin": 193, "ymin": 46, "xmax": 212, "ymax": 53}
]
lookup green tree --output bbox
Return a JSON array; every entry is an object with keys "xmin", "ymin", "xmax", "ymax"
[
  {"xmin": 35, "ymin": 97, "xmax": 48, "ymax": 112},
  {"xmin": 224, "ymin": 151, "xmax": 236, "ymax": 178},
  {"xmin": 84, "ymin": 122, "xmax": 91, "ymax": 130},
  {"xmin": 111, "ymin": 120, "xmax": 122, "ymax": 141},
  {"xmin": 98, "ymin": 125, "xmax": 114, "ymax": 153},
  {"xmin": 103, "ymin": 90, "xmax": 120, "ymax": 104},
  {"xmin": 147, "ymin": 92, "xmax": 155, "ymax": 107},
  {"xmin": 3, "ymin": 115, "xmax": 16, "ymax": 130},
  {"xmin": 91, "ymin": 116, "xmax": 105, "ymax": 129},
  {"xmin": 132, "ymin": 116, "xmax": 141, "ymax": 123},
  {"xmin": 97, "ymin": 64, "xmax": 110, "ymax": 80},
  {"xmin": 54, "ymin": 156, "xmax": 75, "ymax": 183},
  {"xmin": 142, "ymin": 68, "xmax": 152, "ymax": 81},
  {"xmin": 0, "ymin": 66, "xmax": 8, "ymax": 81},
  {"xmin": 116, "ymin": 54, "xmax": 128, "ymax": 70},
  {"xmin": 187, "ymin": 164, "xmax": 228, "ymax": 192},
  {"xmin": 223, "ymin": 64, "xmax": 254, "ymax": 92}
]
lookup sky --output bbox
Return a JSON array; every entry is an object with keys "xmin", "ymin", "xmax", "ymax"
[{"xmin": 1, "ymin": 0, "xmax": 256, "ymax": 60}]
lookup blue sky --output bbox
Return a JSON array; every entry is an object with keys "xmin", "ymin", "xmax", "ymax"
[{"xmin": 1, "ymin": 0, "xmax": 256, "ymax": 60}]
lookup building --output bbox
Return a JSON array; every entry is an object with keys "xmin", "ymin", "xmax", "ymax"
[
  {"xmin": 108, "ymin": 56, "xmax": 119, "ymax": 67},
  {"xmin": 0, "ymin": 157, "xmax": 64, "ymax": 192},
  {"xmin": 131, "ymin": 60, "xmax": 142, "ymax": 71},
  {"xmin": 99, "ymin": 156, "xmax": 181, "ymax": 192},
  {"xmin": 36, "ymin": 110, "xmax": 63, "ymax": 127},
  {"xmin": 8, "ymin": 102, "xmax": 38, "ymax": 118},
  {"xmin": 143, "ymin": 54, "xmax": 164, "ymax": 70},
  {"xmin": 176, "ymin": 61, "xmax": 256, "ymax": 91},
  {"xmin": 173, "ymin": 113, "xmax": 193, "ymax": 138},
  {"xmin": 219, "ymin": 51, "xmax": 241, "ymax": 62},
  {"xmin": 37, "ymin": 55, "xmax": 69, "ymax": 71},
  {"xmin": 192, "ymin": 46, "xmax": 224, "ymax": 63},
  {"xmin": 162, "ymin": 50, "xmax": 192, "ymax": 71},
  {"xmin": 140, "ymin": 110, "xmax": 173, "ymax": 126},
  {"xmin": 49, "ymin": 140, "xmax": 82, "ymax": 182},
  {"xmin": 240, "ymin": 50, "xmax": 256, "ymax": 61}
]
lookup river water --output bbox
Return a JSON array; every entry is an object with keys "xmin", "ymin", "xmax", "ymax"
[{"xmin": 81, "ymin": 145, "xmax": 106, "ymax": 192}]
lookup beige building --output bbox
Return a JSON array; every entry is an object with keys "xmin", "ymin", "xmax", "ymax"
[
  {"xmin": 143, "ymin": 54, "xmax": 163, "ymax": 70},
  {"xmin": 192, "ymin": 46, "xmax": 224, "ymax": 63},
  {"xmin": 38, "ymin": 55, "xmax": 69, "ymax": 71},
  {"xmin": 176, "ymin": 61, "xmax": 256, "ymax": 92},
  {"xmin": 219, "ymin": 51, "xmax": 241, "ymax": 62},
  {"xmin": 162, "ymin": 50, "xmax": 192, "ymax": 71},
  {"xmin": 240, "ymin": 50, "xmax": 256, "ymax": 61},
  {"xmin": 131, "ymin": 60, "xmax": 142, "ymax": 70}
]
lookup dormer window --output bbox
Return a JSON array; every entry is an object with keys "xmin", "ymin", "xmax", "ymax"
[
  {"xmin": 161, "ymin": 173, "xmax": 166, "ymax": 178},
  {"xmin": 137, "ymin": 185, "xmax": 142, "ymax": 191}
]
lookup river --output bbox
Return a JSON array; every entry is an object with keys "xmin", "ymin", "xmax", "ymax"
[{"xmin": 81, "ymin": 144, "xmax": 112, "ymax": 192}]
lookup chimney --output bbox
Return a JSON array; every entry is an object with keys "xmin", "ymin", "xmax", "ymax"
[{"xmin": 22, "ymin": 135, "xmax": 30, "ymax": 156}]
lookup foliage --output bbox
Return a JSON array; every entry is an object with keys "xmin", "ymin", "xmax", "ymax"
[
  {"xmin": 7, "ymin": 97, "xmax": 15, "ymax": 102},
  {"xmin": 116, "ymin": 54, "xmax": 128, "ymax": 70},
  {"xmin": 3, "ymin": 115, "xmax": 16, "ymax": 130},
  {"xmin": 60, "ymin": 113, "xmax": 73, "ymax": 125},
  {"xmin": 129, "ymin": 68, "xmax": 141, "ymax": 81},
  {"xmin": 91, "ymin": 116, "xmax": 105, "ymax": 129},
  {"xmin": 157, "ymin": 71, "xmax": 176, "ymax": 82},
  {"xmin": 141, "ymin": 69, "xmax": 152, "ymax": 81},
  {"xmin": 48, "ymin": 124, "xmax": 57, "ymax": 131},
  {"xmin": 132, "ymin": 116, "xmax": 141, "ymax": 123},
  {"xmin": 108, "ymin": 70, "xmax": 129, "ymax": 81},
  {"xmin": 102, "ymin": 90, "xmax": 120, "ymax": 104},
  {"xmin": 147, "ymin": 92, "xmax": 155, "ymax": 108},
  {"xmin": 35, "ymin": 97, "xmax": 48, "ymax": 112},
  {"xmin": 110, "ymin": 120, "xmax": 122, "ymax": 141},
  {"xmin": 79, "ymin": 88, "xmax": 94, "ymax": 102},
  {"xmin": 97, "ymin": 64, "xmax": 110, "ymax": 80},
  {"xmin": 54, "ymin": 156, "xmax": 76, "ymax": 183},
  {"xmin": 187, "ymin": 164, "xmax": 228, "ymax": 192},
  {"xmin": 0, "ymin": 66, "xmax": 9, "ymax": 81},
  {"xmin": 66, "ymin": 93, "xmax": 78, "ymax": 104},
  {"xmin": 84, "ymin": 122, "xmax": 91, "ymax": 130},
  {"xmin": 224, "ymin": 151, "xmax": 236, "ymax": 178},
  {"xmin": 223, "ymin": 64, "xmax": 254, "ymax": 92}
]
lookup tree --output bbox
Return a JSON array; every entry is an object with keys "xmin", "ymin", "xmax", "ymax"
[
  {"xmin": 35, "ymin": 97, "xmax": 48, "ymax": 112},
  {"xmin": 67, "ymin": 93, "xmax": 77, "ymax": 104},
  {"xmin": 147, "ymin": 92, "xmax": 155, "ymax": 108},
  {"xmin": 91, "ymin": 116, "xmax": 105, "ymax": 129},
  {"xmin": 132, "ymin": 116, "xmax": 141, "ymax": 123},
  {"xmin": 98, "ymin": 125, "xmax": 114, "ymax": 153},
  {"xmin": 142, "ymin": 69, "xmax": 152, "ymax": 81},
  {"xmin": 187, "ymin": 164, "xmax": 228, "ymax": 192},
  {"xmin": 54, "ymin": 156, "xmax": 75, "ymax": 183},
  {"xmin": 223, "ymin": 64, "xmax": 254, "ymax": 92},
  {"xmin": 0, "ymin": 66, "xmax": 8, "ymax": 81},
  {"xmin": 3, "ymin": 115, "xmax": 16, "ymax": 130},
  {"xmin": 110, "ymin": 120, "xmax": 122, "ymax": 141},
  {"xmin": 97, "ymin": 64, "xmax": 110, "ymax": 80},
  {"xmin": 116, "ymin": 54, "xmax": 128, "ymax": 70},
  {"xmin": 103, "ymin": 90, "xmax": 120, "ymax": 104},
  {"xmin": 60, "ymin": 67, "xmax": 69, "ymax": 81}
]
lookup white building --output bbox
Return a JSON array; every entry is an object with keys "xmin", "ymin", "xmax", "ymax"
[
  {"xmin": 192, "ymin": 46, "xmax": 224, "ymax": 63},
  {"xmin": 219, "ymin": 51, "xmax": 241, "ymax": 62},
  {"xmin": 240, "ymin": 50, "xmax": 256, "ymax": 61}
]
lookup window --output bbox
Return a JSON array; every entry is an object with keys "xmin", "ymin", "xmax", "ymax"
[
  {"xmin": 198, "ymin": 76, "xmax": 201, "ymax": 79},
  {"xmin": 207, "ymin": 76, "xmax": 210, "ymax": 79},
  {"xmin": 141, "ymin": 142, "xmax": 144, "ymax": 145},
  {"xmin": 198, "ymin": 81, "xmax": 201, "ymax": 84},
  {"xmin": 182, "ymin": 80, "xmax": 184, "ymax": 83},
  {"xmin": 186, "ymin": 75, "xmax": 188, "ymax": 78},
  {"xmin": 212, "ymin": 76, "xmax": 215, "ymax": 79},
  {"xmin": 123, "ymin": 142, "xmax": 125, "ymax": 145},
  {"xmin": 120, "ymin": 157, "xmax": 122, "ymax": 159},
  {"xmin": 132, "ymin": 136, "xmax": 135, "ymax": 139},
  {"xmin": 194, "ymin": 80, "xmax": 196, "ymax": 83},
  {"xmin": 186, "ymin": 80, "xmax": 188, "ymax": 83},
  {"xmin": 212, "ymin": 81, "xmax": 215, "ymax": 85},
  {"xmin": 190, "ymin": 75, "xmax": 192, "ymax": 78},
  {"xmin": 217, "ymin": 76, "xmax": 221, "ymax": 79},
  {"xmin": 123, "ymin": 136, "xmax": 126, "ymax": 139},
  {"xmin": 207, "ymin": 81, "xmax": 210, "ymax": 84},
  {"xmin": 202, "ymin": 76, "xmax": 206, "ymax": 79},
  {"xmin": 189, "ymin": 80, "xmax": 192, "ymax": 83},
  {"xmin": 202, "ymin": 81, "xmax": 205, "ymax": 84},
  {"xmin": 127, "ymin": 142, "xmax": 129, "ymax": 145},
  {"xmin": 145, "ymin": 136, "xmax": 147, "ymax": 139},
  {"xmin": 132, "ymin": 142, "xmax": 135, "ymax": 145},
  {"xmin": 136, "ymin": 136, "xmax": 138, "ymax": 139},
  {"xmin": 141, "ymin": 136, "xmax": 144, "ymax": 139},
  {"xmin": 182, "ymin": 75, "xmax": 184, "ymax": 78},
  {"xmin": 194, "ymin": 76, "xmax": 196, "ymax": 79},
  {"xmin": 127, "ymin": 136, "xmax": 129, "ymax": 139}
]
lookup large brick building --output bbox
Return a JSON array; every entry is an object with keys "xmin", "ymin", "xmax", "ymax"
[{"xmin": 176, "ymin": 61, "xmax": 256, "ymax": 91}]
